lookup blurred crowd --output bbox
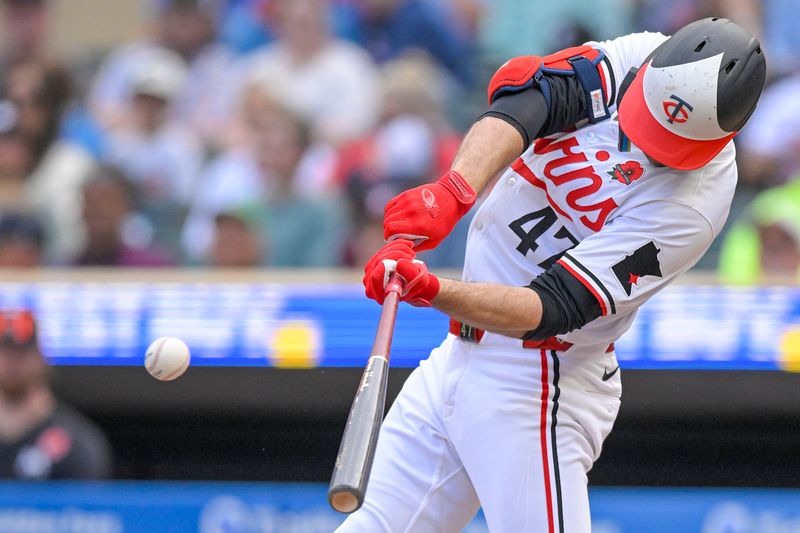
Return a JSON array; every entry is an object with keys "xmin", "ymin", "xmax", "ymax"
[{"xmin": 0, "ymin": 0, "xmax": 796, "ymax": 281}]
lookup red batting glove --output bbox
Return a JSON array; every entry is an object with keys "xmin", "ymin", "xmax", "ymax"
[
  {"xmin": 363, "ymin": 239, "xmax": 441, "ymax": 307},
  {"xmin": 383, "ymin": 170, "xmax": 476, "ymax": 251}
]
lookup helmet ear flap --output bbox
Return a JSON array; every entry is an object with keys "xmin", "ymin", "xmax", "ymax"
[{"xmin": 616, "ymin": 66, "xmax": 639, "ymax": 109}]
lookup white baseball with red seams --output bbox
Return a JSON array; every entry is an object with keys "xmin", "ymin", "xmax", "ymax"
[{"xmin": 145, "ymin": 337, "xmax": 191, "ymax": 381}]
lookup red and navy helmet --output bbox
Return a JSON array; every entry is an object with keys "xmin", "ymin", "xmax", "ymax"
[{"xmin": 618, "ymin": 17, "xmax": 766, "ymax": 170}]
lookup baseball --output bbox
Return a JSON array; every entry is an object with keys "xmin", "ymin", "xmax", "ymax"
[{"xmin": 145, "ymin": 337, "xmax": 191, "ymax": 381}]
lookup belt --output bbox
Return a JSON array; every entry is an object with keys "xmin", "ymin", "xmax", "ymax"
[{"xmin": 449, "ymin": 319, "xmax": 614, "ymax": 353}]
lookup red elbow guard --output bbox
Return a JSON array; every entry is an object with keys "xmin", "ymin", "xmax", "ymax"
[
  {"xmin": 487, "ymin": 55, "xmax": 543, "ymax": 104},
  {"xmin": 487, "ymin": 45, "xmax": 612, "ymax": 123}
]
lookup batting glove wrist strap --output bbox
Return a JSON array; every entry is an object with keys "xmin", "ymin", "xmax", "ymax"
[
  {"xmin": 383, "ymin": 170, "xmax": 476, "ymax": 252},
  {"xmin": 439, "ymin": 170, "xmax": 477, "ymax": 206}
]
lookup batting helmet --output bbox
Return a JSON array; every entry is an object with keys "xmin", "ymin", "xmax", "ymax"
[{"xmin": 618, "ymin": 17, "xmax": 766, "ymax": 170}]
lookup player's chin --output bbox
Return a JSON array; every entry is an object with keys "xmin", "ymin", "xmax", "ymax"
[{"xmin": 643, "ymin": 152, "xmax": 667, "ymax": 168}]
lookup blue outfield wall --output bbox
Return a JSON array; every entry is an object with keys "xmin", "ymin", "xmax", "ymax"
[
  {"xmin": 0, "ymin": 482, "xmax": 800, "ymax": 532},
  {"xmin": 0, "ymin": 281, "xmax": 800, "ymax": 370}
]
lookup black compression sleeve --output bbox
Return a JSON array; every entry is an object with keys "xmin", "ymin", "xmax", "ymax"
[
  {"xmin": 481, "ymin": 74, "xmax": 590, "ymax": 149},
  {"xmin": 482, "ymin": 88, "xmax": 549, "ymax": 148},
  {"xmin": 522, "ymin": 262, "xmax": 602, "ymax": 341}
]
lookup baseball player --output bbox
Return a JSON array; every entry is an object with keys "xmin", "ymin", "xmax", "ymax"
[{"xmin": 338, "ymin": 18, "xmax": 766, "ymax": 532}]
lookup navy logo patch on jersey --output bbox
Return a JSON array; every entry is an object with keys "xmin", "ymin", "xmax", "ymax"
[
  {"xmin": 612, "ymin": 241, "xmax": 662, "ymax": 296},
  {"xmin": 607, "ymin": 161, "xmax": 644, "ymax": 185}
]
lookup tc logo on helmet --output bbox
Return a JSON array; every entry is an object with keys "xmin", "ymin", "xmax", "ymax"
[{"xmin": 662, "ymin": 94, "xmax": 694, "ymax": 124}]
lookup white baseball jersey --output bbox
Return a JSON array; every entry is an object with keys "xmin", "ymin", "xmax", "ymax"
[
  {"xmin": 463, "ymin": 31, "xmax": 736, "ymax": 350},
  {"xmin": 338, "ymin": 31, "xmax": 741, "ymax": 533}
]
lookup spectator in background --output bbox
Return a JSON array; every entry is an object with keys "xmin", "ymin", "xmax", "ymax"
[
  {"xmin": 8, "ymin": 59, "xmax": 69, "ymax": 167},
  {"xmin": 218, "ymin": 0, "xmax": 367, "ymax": 54},
  {"xmin": 354, "ymin": 0, "xmax": 476, "ymax": 83},
  {"xmin": 337, "ymin": 54, "xmax": 461, "ymax": 186},
  {"xmin": 229, "ymin": 0, "xmax": 379, "ymax": 145},
  {"xmin": 0, "ymin": 0, "xmax": 49, "ymax": 67},
  {"xmin": 208, "ymin": 210, "xmax": 264, "ymax": 267},
  {"xmin": 183, "ymin": 103, "xmax": 348, "ymax": 266},
  {"xmin": 634, "ymin": 1, "xmax": 762, "ymax": 53},
  {"xmin": 338, "ymin": 54, "xmax": 467, "ymax": 268},
  {"xmin": 103, "ymin": 48, "xmax": 203, "ymax": 251},
  {"xmin": 718, "ymin": 179, "xmax": 800, "ymax": 284},
  {"xmin": 761, "ymin": 0, "xmax": 800, "ymax": 76},
  {"xmin": 75, "ymin": 169, "xmax": 174, "ymax": 267},
  {"xmin": 202, "ymin": 80, "xmax": 339, "ymax": 198},
  {"xmin": 89, "ymin": 0, "xmax": 233, "ymax": 148},
  {"xmin": 723, "ymin": 70, "xmax": 800, "ymax": 270},
  {"xmin": 738, "ymin": 72, "xmax": 800, "ymax": 187},
  {"xmin": 0, "ymin": 102, "xmax": 33, "ymax": 210},
  {"xmin": 218, "ymin": 0, "xmax": 272, "ymax": 54},
  {"xmin": 481, "ymin": 0, "xmax": 633, "ymax": 61},
  {"xmin": 2, "ymin": 60, "xmax": 96, "ymax": 263},
  {"xmin": 0, "ymin": 212, "xmax": 44, "ymax": 267},
  {"xmin": 0, "ymin": 310, "xmax": 111, "ymax": 480}
]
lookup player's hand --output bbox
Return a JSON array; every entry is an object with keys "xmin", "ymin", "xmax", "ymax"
[
  {"xmin": 384, "ymin": 170, "xmax": 476, "ymax": 251},
  {"xmin": 363, "ymin": 239, "xmax": 441, "ymax": 307}
]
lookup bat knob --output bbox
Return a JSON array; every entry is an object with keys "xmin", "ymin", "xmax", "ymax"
[{"xmin": 329, "ymin": 489, "xmax": 362, "ymax": 513}]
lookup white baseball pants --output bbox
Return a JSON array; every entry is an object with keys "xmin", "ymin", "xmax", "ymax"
[{"xmin": 336, "ymin": 333, "xmax": 621, "ymax": 533}]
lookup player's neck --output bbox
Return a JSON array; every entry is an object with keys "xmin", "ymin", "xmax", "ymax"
[{"xmin": 0, "ymin": 385, "xmax": 54, "ymax": 442}]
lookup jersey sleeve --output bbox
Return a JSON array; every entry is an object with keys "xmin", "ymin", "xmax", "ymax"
[
  {"xmin": 555, "ymin": 201, "xmax": 714, "ymax": 317},
  {"xmin": 587, "ymin": 32, "xmax": 669, "ymax": 106}
]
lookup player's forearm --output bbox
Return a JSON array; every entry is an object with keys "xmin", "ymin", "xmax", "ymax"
[
  {"xmin": 451, "ymin": 116, "xmax": 524, "ymax": 195},
  {"xmin": 431, "ymin": 277, "xmax": 542, "ymax": 339}
]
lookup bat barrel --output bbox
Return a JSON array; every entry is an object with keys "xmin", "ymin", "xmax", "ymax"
[{"xmin": 328, "ymin": 354, "xmax": 390, "ymax": 513}]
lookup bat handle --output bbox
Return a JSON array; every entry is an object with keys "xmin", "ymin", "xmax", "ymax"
[{"xmin": 384, "ymin": 271, "xmax": 404, "ymax": 297}]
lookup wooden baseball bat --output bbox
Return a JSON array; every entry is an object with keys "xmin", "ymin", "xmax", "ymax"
[{"xmin": 328, "ymin": 272, "xmax": 405, "ymax": 513}]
